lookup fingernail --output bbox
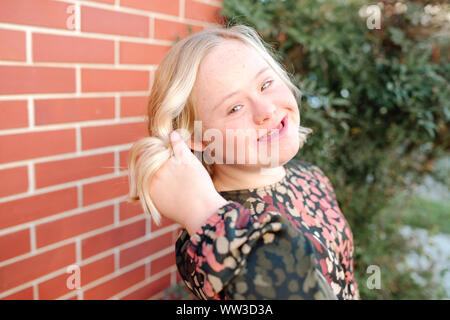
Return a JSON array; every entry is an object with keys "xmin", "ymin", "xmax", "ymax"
[{"xmin": 170, "ymin": 130, "xmax": 179, "ymax": 142}]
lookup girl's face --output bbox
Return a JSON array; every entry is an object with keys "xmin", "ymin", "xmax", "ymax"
[{"xmin": 191, "ymin": 39, "xmax": 300, "ymax": 169}]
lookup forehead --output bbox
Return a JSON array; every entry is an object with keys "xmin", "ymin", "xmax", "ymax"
[{"xmin": 193, "ymin": 39, "xmax": 269, "ymax": 106}]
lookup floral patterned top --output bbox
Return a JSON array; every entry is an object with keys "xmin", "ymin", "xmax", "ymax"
[{"xmin": 175, "ymin": 158, "xmax": 360, "ymax": 300}]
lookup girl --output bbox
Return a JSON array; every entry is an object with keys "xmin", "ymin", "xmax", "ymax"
[{"xmin": 127, "ymin": 24, "xmax": 359, "ymax": 300}]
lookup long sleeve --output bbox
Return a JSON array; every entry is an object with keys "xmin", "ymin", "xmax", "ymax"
[
  {"xmin": 175, "ymin": 200, "xmax": 337, "ymax": 300},
  {"xmin": 309, "ymin": 165, "xmax": 360, "ymax": 299}
]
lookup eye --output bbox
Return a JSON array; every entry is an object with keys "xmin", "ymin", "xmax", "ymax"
[
  {"xmin": 227, "ymin": 80, "xmax": 274, "ymax": 115},
  {"xmin": 261, "ymin": 79, "xmax": 273, "ymax": 91},
  {"xmin": 228, "ymin": 104, "xmax": 243, "ymax": 114}
]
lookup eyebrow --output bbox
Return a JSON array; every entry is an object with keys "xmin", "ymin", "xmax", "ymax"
[{"xmin": 213, "ymin": 66, "xmax": 270, "ymax": 111}]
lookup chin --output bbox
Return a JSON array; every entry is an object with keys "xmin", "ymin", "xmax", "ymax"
[
  {"xmin": 255, "ymin": 120, "xmax": 300, "ymax": 165},
  {"xmin": 251, "ymin": 142, "xmax": 299, "ymax": 169}
]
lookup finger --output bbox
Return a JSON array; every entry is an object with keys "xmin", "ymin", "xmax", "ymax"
[{"xmin": 170, "ymin": 130, "xmax": 190, "ymax": 164}]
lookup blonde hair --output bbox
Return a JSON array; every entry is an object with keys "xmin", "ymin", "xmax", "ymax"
[{"xmin": 127, "ymin": 23, "xmax": 313, "ymax": 226}]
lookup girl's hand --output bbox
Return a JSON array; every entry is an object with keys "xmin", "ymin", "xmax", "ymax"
[{"xmin": 147, "ymin": 130, "xmax": 227, "ymax": 236}]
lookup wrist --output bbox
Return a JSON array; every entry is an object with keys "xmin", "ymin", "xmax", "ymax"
[{"xmin": 185, "ymin": 193, "xmax": 228, "ymax": 237}]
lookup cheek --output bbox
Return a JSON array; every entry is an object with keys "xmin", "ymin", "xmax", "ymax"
[
  {"xmin": 203, "ymin": 106, "xmax": 300, "ymax": 164},
  {"xmin": 223, "ymin": 130, "xmax": 253, "ymax": 161},
  {"xmin": 203, "ymin": 126, "xmax": 255, "ymax": 164}
]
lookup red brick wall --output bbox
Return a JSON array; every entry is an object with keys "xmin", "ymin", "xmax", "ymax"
[{"xmin": 0, "ymin": 0, "xmax": 223, "ymax": 300}]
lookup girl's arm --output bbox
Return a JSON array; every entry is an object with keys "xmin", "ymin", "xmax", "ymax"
[{"xmin": 176, "ymin": 200, "xmax": 337, "ymax": 300}]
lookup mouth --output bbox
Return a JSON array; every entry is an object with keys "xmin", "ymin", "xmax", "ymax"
[{"xmin": 257, "ymin": 115, "xmax": 288, "ymax": 143}]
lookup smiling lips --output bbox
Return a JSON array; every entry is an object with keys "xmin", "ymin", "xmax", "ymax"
[{"xmin": 257, "ymin": 115, "xmax": 288, "ymax": 143}]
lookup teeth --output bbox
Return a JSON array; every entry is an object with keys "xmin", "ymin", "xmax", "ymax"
[
  {"xmin": 263, "ymin": 130, "xmax": 276, "ymax": 138},
  {"xmin": 261, "ymin": 122, "xmax": 283, "ymax": 139}
]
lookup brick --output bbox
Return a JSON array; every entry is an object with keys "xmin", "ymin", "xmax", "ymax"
[
  {"xmin": 82, "ymin": 175, "xmax": 129, "ymax": 206},
  {"xmin": 38, "ymin": 254, "xmax": 115, "ymax": 299},
  {"xmin": 184, "ymin": 0, "xmax": 223, "ymax": 23},
  {"xmin": 0, "ymin": 0, "xmax": 74, "ymax": 30},
  {"xmin": 81, "ymin": 68, "xmax": 149, "ymax": 93},
  {"xmin": 0, "ymin": 166, "xmax": 28, "ymax": 197},
  {"xmin": 153, "ymin": 19, "xmax": 203, "ymax": 41},
  {"xmin": 120, "ymin": 0, "xmax": 179, "ymax": 16},
  {"xmin": 0, "ymin": 243, "xmax": 76, "ymax": 292},
  {"xmin": 150, "ymin": 252, "xmax": 175, "ymax": 276},
  {"xmin": 81, "ymin": 122, "xmax": 147, "ymax": 150},
  {"xmin": 35, "ymin": 152, "xmax": 115, "ymax": 189},
  {"xmin": 0, "ymin": 29, "xmax": 26, "ymax": 61},
  {"xmin": 119, "ymin": 149, "xmax": 130, "ymax": 173},
  {"xmin": 121, "ymin": 273, "xmax": 170, "ymax": 300},
  {"xmin": 0, "ymin": 129, "xmax": 76, "ymax": 164},
  {"xmin": 34, "ymin": 97, "xmax": 115, "ymax": 125},
  {"xmin": 119, "ymin": 200, "xmax": 144, "ymax": 221},
  {"xmin": 1, "ymin": 287, "xmax": 34, "ymax": 300},
  {"xmin": 35, "ymin": 205, "xmax": 115, "ymax": 248},
  {"xmin": 38, "ymin": 271, "xmax": 74, "ymax": 299},
  {"xmin": 81, "ymin": 6, "xmax": 149, "ymax": 38},
  {"xmin": 0, "ymin": 229, "xmax": 31, "ymax": 262},
  {"xmin": 120, "ymin": 96, "xmax": 147, "ymax": 118},
  {"xmin": 120, "ymin": 230, "xmax": 173, "ymax": 268},
  {"xmin": 0, "ymin": 100, "xmax": 28, "ymax": 130},
  {"xmin": 151, "ymin": 214, "xmax": 176, "ymax": 233},
  {"xmin": 84, "ymin": 265, "xmax": 145, "ymax": 300},
  {"xmin": 81, "ymin": 219, "xmax": 146, "ymax": 259},
  {"xmin": 120, "ymin": 41, "xmax": 170, "ymax": 65},
  {"xmin": 0, "ymin": 187, "xmax": 78, "ymax": 230},
  {"xmin": 80, "ymin": 254, "xmax": 115, "ymax": 287},
  {"xmin": 0, "ymin": 66, "xmax": 75, "ymax": 95},
  {"xmin": 33, "ymin": 33, "xmax": 115, "ymax": 64}
]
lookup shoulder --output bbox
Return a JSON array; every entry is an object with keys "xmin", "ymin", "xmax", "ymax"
[
  {"xmin": 286, "ymin": 158, "xmax": 336, "ymax": 195},
  {"xmin": 286, "ymin": 158, "xmax": 326, "ymax": 179}
]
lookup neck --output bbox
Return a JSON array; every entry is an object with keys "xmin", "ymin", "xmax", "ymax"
[{"xmin": 212, "ymin": 164, "xmax": 287, "ymax": 192}]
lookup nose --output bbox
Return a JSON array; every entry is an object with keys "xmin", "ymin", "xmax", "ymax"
[{"xmin": 253, "ymin": 99, "xmax": 276, "ymax": 125}]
